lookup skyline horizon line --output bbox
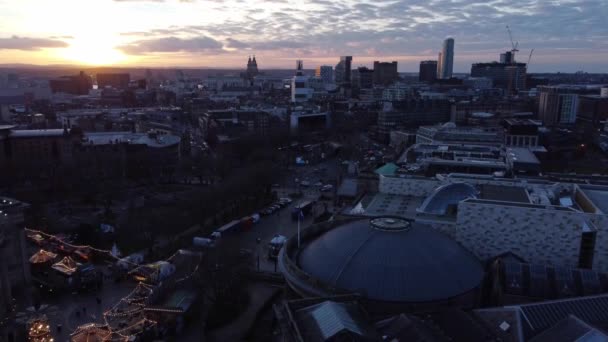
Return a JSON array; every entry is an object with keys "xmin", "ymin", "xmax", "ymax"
[{"xmin": 0, "ymin": 62, "xmax": 602, "ymax": 75}]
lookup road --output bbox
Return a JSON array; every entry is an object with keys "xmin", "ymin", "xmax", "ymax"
[{"xmin": 221, "ymin": 185, "xmax": 332, "ymax": 272}]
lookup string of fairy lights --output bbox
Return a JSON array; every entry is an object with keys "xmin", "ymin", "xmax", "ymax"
[{"xmin": 24, "ymin": 228, "xmax": 203, "ymax": 340}]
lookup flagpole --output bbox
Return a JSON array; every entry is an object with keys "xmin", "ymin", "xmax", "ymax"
[{"xmin": 297, "ymin": 211, "xmax": 301, "ymax": 248}]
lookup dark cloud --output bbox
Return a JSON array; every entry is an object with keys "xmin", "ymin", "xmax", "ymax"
[
  {"xmin": 0, "ymin": 36, "xmax": 68, "ymax": 50},
  {"xmin": 119, "ymin": 36, "xmax": 223, "ymax": 54}
]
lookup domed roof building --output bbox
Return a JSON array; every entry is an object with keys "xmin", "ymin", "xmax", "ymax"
[{"xmin": 279, "ymin": 217, "xmax": 484, "ymax": 313}]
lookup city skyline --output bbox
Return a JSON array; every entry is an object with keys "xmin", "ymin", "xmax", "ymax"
[{"xmin": 0, "ymin": 0, "xmax": 606, "ymax": 72}]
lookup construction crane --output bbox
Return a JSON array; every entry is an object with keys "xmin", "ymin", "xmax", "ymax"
[
  {"xmin": 526, "ymin": 49, "xmax": 535, "ymax": 68},
  {"xmin": 506, "ymin": 25, "xmax": 519, "ymax": 62}
]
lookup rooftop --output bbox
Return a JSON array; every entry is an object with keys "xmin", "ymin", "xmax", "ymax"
[
  {"xmin": 291, "ymin": 218, "xmax": 484, "ymax": 303},
  {"xmin": 479, "ymin": 184, "xmax": 531, "ymax": 203},
  {"xmin": 578, "ymin": 185, "xmax": 608, "ymax": 215},
  {"xmin": 506, "ymin": 147, "xmax": 541, "ymax": 165},
  {"xmin": 9, "ymin": 129, "xmax": 66, "ymax": 138},
  {"xmin": 83, "ymin": 132, "xmax": 180, "ymax": 148}
]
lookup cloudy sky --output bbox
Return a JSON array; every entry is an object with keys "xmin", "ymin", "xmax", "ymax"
[{"xmin": 0, "ymin": 0, "xmax": 606, "ymax": 72}]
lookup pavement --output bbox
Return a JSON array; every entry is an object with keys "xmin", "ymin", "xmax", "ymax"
[{"xmin": 42, "ymin": 275, "xmax": 134, "ymax": 342}]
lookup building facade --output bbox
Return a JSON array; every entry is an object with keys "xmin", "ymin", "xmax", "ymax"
[
  {"xmin": 49, "ymin": 71, "xmax": 92, "ymax": 95},
  {"xmin": 373, "ymin": 61, "xmax": 398, "ymax": 85},
  {"xmin": 0, "ymin": 197, "xmax": 31, "ymax": 342},
  {"xmin": 352, "ymin": 67, "xmax": 374, "ymax": 90},
  {"xmin": 315, "ymin": 65, "xmax": 333, "ymax": 84},
  {"xmin": 335, "ymin": 56, "xmax": 352, "ymax": 86},
  {"xmin": 419, "ymin": 60, "xmax": 438, "ymax": 83},
  {"xmin": 96, "ymin": 73, "xmax": 130, "ymax": 89},
  {"xmin": 291, "ymin": 60, "xmax": 313, "ymax": 103},
  {"xmin": 471, "ymin": 62, "xmax": 527, "ymax": 92},
  {"xmin": 538, "ymin": 85, "xmax": 600, "ymax": 126},
  {"xmin": 439, "ymin": 38, "xmax": 454, "ymax": 79}
]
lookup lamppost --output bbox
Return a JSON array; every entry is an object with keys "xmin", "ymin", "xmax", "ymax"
[{"xmin": 256, "ymin": 237, "xmax": 262, "ymax": 272}]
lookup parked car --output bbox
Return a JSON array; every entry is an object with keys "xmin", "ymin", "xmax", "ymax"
[
  {"xmin": 300, "ymin": 181, "xmax": 310, "ymax": 187},
  {"xmin": 280, "ymin": 197, "xmax": 293, "ymax": 204}
]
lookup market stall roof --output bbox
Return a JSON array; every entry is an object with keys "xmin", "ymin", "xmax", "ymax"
[
  {"xmin": 70, "ymin": 323, "xmax": 114, "ymax": 342},
  {"xmin": 51, "ymin": 256, "xmax": 80, "ymax": 276},
  {"xmin": 29, "ymin": 249, "xmax": 57, "ymax": 264},
  {"xmin": 129, "ymin": 261, "xmax": 175, "ymax": 283}
]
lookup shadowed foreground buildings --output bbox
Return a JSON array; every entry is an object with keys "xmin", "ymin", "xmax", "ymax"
[
  {"xmin": 0, "ymin": 126, "xmax": 180, "ymax": 183},
  {"xmin": 0, "ymin": 197, "xmax": 30, "ymax": 342}
]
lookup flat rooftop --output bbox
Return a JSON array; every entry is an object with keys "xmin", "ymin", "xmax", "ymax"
[
  {"xmin": 347, "ymin": 193, "xmax": 423, "ymax": 218},
  {"xmin": 479, "ymin": 184, "xmax": 530, "ymax": 203},
  {"xmin": 9, "ymin": 129, "xmax": 65, "ymax": 138},
  {"xmin": 578, "ymin": 185, "xmax": 608, "ymax": 215},
  {"xmin": 83, "ymin": 132, "xmax": 180, "ymax": 148},
  {"xmin": 507, "ymin": 147, "xmax": 541, "ymax": 165}
]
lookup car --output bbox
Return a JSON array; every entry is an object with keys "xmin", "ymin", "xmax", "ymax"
[
  {"xmin": 314, "ymin": 182, "xmax": 323, "ymax": 187},
  {"xmin": 300, "ymin": 181, "xmax": 310, "ymax": 187},
  {"xmin": 280, "ymin": 197, "xmax": 293, "ymax": 204}
]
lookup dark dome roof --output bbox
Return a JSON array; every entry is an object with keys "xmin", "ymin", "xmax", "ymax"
[
  {"xmin": 418, "ymin": 182, "xmax": 478, "ymax": 215},
  {"xmin": 296, "ymin": 218, "xmax": 483, "ymax": 303}
]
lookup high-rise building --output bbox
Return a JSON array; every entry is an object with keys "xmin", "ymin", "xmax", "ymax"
[
  {"xmin": 538, "ymin": 85, "xmax": 596, "ymax": 126},
  {"xmin": 500, "ymin": 51, "xmax": 514, "ymax": 64},
  {"xmin": 577, "ymin": 94, "xmax": 608, "ymax": 140},
  {"xmin": 96, "ymin": 73, "xmax": 130, "ymax": 89},
  {"xmin": 315, "ymin": 65, "xmax": 333, "ymax": 84},
  {"xmin": 471, "ymin": 62, "xmax": 526, "ymax": 92},
  {"xmin": 419, "ymin": 60, "xmax": 438, "ymax": 82},
  {"xmin": 373, "ymin": 61, "xmax": 398, "ymax": 85},
  {"xmin": 49, "ymin": 71, "xmax": 92, "ymax": 95},
  {"xmin": 437, "ymin": 52, "xmax": 443, "ymax": 78},
  {"xmin": 439, "ymin": 38, "xmax": 454, "ymax": 79},
  {"xmin": 352, "ymin": 67, "xmax": 374, "ymax": 89},
  {"xmin": 335, "ymin": 56, "xmax": 352, "ymax": 86},
  {"xmin": 291, "ymin": 60, "xmax": 313, "ymax": 103}
]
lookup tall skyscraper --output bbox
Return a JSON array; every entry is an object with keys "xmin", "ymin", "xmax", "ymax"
[
  {"xmin": 439, "ymin": 38, "xmax": 454, "ymax": 79},
  {"xmin": 419, "ymin": 60, "xmax": 438, "ymax": 82},
  {"xmin": 315, "ymin": 65, "xmax": 333, "ymax": 84},
  {"xmin": 335, "ymin": 56, "xmax": 352, "ymax": 86}
]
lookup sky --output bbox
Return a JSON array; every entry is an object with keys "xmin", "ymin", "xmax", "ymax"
[{"xmin": 0, "ymin": 0, "xmax": 606, "ymax": 72}]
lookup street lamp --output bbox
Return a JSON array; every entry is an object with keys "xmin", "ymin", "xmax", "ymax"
[{"xmin": 256, "ymin": 237, "xmax": 262, "ymax": 271}]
